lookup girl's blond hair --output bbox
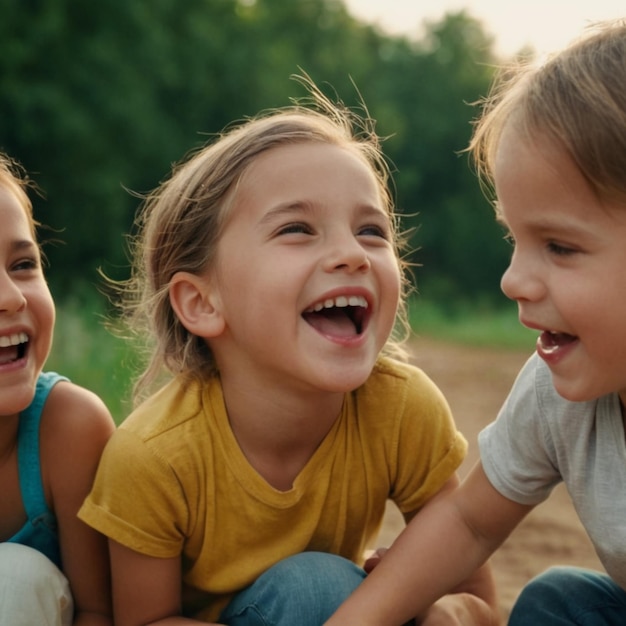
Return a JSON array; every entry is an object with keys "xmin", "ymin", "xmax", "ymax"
[
  {"xmin": 0, "ymin": 153, "xmax": 37, "ymax": 236},
  {"xmin": 119, "ymin": 75, "xmax": 411, "ymax": 403}
]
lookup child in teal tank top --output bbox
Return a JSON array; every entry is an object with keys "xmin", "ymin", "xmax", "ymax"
[
  {"xmin": 8, "ymin": 371, "xmax": 68, "ymax": 566},
  {"xmin": 0, "ymin": 153, "xmax": 115, "ymax": 625}
]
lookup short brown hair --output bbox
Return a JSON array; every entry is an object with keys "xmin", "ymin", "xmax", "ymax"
[{"xmin": 470, "ymin": 19, "xmax": 626, "ymax": 204}]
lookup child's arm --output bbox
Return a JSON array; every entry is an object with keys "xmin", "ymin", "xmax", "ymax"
[
  {"xmin": 325, "ymin": 462, "xmax": 533, "ymax": 626},
  {"xmin": 364, "ymin": 473, "xmax": 497, "ymax": 625},
  {"xmin": 410, "ymin": 564, "xmax": 497, "ymax": 625},
  {"xmin": 109, "ymin": 540, "xmax": 217, "ymax": 626},
  {"xmin": 44, "ymin": 382, "xmax": 116, "ymax": 625},
  {"xmin": 405, "ymin": 473, "xmax": 497, "ymax": 625}
]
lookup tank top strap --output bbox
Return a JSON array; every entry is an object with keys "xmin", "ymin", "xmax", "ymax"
[{"xmin": 18, "ymin": 372, "xmax": 69, "ymax": 519}]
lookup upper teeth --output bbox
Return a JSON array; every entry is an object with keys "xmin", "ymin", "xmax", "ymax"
[
  {"xmin": 0, "ymin": 332, "xmax": 28, "ymax": 348},
  {"xmin": 307, "ymin": 296, "xmax": 368, "ymax": 312}
]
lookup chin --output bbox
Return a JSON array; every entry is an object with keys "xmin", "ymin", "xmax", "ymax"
[
  {"xmin": 321, "ymin": 371, "xmax": 372, "ymax": 393},
  {"xmin": 552, "ymin": 379, "xmax": 605, "ymax": 403}
]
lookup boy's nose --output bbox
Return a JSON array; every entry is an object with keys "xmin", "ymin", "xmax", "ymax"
[{"xmin": 500, "ymin": 252, "xmax": 544, "ymax": 303}]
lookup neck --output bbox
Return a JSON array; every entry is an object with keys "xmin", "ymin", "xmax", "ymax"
[
  {"xmin": 221, "ymin": 379, "xmax": 344, "ymax": 490},
  {"xmin": 0, "ymin": 415, "xmax": 19, "ymax": 466}
]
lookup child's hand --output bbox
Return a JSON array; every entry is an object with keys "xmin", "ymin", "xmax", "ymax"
[
  {"xmin": 363, "ymin": 547, "xmax": 388, "ymax": 573},
  {"xmin": 363, "ymin": 549, "xmax": 498, "ymax": 625},
  {"xmin": 415, "ymin": 593, "xmax": 499, "ymax": 626}
]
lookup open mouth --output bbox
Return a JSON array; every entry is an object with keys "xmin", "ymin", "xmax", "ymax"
[
  {"xmin": 0, "ymin": 332, "xmax": 29, "ymax": 365},
  {"xmin": 538, "ymin": 330, "xmax": 577, "ymax": 354},
  {"xmin": 302, "ymin": 295, "xmax": 369, "ymax": 337}
]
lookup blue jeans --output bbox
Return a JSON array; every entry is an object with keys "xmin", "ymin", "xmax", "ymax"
[
  {"xmin": 509, "ymin": 566, "xmax": 626, "ymax": 625},
  {"xmin": 219, "ymin": 552, "xmax": 366, "ymax": 626}
]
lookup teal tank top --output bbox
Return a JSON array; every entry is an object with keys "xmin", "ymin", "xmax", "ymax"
[{"xmin": 7, "ymin": 372, "xmax": 68, "ymax": 568}]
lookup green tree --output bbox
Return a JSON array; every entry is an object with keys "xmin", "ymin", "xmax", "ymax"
[
  {"xmin": 369, "ymin": 11, "xmax": 509, "ymax": 304},
  {"xmin": 0, "ymin": 0, "xmax": 509, "ymax": 307}
]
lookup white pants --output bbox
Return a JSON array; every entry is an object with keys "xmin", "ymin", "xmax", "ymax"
[{"xmin": 0, "ymin": 543, "xmax": 73, "ymax": 626}]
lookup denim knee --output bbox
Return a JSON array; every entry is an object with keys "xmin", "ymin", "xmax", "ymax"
[
  {"xmin": 509, "ymin": 566, "xmax": 626, "ymax": 626},
  {"xmin": 220, "ymin": 551, "xmax": 366, "ymax": 626}
]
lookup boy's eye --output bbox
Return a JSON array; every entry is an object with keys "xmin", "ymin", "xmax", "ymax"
[{"xmin": 547, "ymin": 241, "xmax": 576, "ymax": 256}]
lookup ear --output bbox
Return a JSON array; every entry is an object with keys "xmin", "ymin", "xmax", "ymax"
[{"xmin": 169, "ymin": 271, "xmax": 225, "ymax": 338}]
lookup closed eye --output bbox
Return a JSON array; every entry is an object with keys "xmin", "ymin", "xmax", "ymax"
[
  {"xmin": 12, "ymin": 257, "xmax": 39, "ymax": 272},
  {"xmin": 547, "ymin": 241, "xmax": 577, "ymax": 256},
  {"xmin": 275, "ymin": 222, "xmax": 314, "ymax": 236},
  {"xmin": 357, "ymin": 224, "xmax": 390, "ymax": 240}
]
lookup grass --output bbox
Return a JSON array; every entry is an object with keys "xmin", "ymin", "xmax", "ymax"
[
  {"xmin": 407, "ymin": 297, "xmax": 537, "ymax": 351},
  {"xmin": 47, "ymin": 300, "xmax": 135, "ymax": 424},
  {"xmin": 46, "ymin": 297, "xmax": 536, "ymax": 424}
]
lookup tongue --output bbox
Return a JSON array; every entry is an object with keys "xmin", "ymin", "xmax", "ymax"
[
  {"xmin": 303, "ymin": 309, "xmax": 356, "ymax": 338},
  {"xmin": 538, "ymin": 331, "xmax": 577, "ymax": 351},
  {"xmin": 0, "ymin": 346, "xmax": 19, "ymax": 365}
]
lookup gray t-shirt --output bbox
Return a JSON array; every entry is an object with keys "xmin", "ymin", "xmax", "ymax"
[{"xmin": 479, "ymin": 353, "xmax": 626, "ymax": 589}]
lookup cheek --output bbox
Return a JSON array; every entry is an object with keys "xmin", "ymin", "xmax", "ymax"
[
  {"xmin": 388, "ymin": 258, "xmax": 403, "ymax": 299},
  {"xmin": 33, "ymin": 289, "xmax": 55, "ymax": 358},
  {"xmin": 32, "ymin": 283, "xmax": 55, "ymax": 327},
  {"xmin": 380, "ymin": 261, "xmax": 402, "ymax": 317},
  {"xmin": 44, "ymin": 296, "xmax": 56, "ymax": 339}
]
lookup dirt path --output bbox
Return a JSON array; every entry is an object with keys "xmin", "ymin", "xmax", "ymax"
[{"xmin": 377, "ymin": 336, "xmax": 602, "ymax": 621}]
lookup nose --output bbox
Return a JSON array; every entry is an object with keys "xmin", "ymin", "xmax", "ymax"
[
  {"xmin": 0, "ymin": 272, "xmax": 27, "ymax": 313},
  {"xmin": 500, "ymin": 249, "xmax": 545, "ymax": 302},
  {"xmin": 323, "ymin": 234, "xmax": 371, "ymax": 274}
]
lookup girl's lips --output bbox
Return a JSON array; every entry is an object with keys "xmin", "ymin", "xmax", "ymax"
[
  {"xmin": 0, "ymin": 332, "xmax": 29, "ymax": 366},
  {"xmin": 302, "ymin": 293, "xmax": 371, "ymax": 339}
]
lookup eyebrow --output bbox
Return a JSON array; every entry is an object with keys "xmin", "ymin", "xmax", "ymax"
[
  {"xmin": 11, "ymin": 239, "xmax": 38, "ymax": 253},
  {"xmin": 496, "ymin": 210, "xmax": 601, "ymax": 243},
  {"xmin": 259, "ymin": 201, "xmax": 314, "ymax": 225},
  {"xmin": 259, "ymin": 201, "xmax": 388, "ymax": 225}
]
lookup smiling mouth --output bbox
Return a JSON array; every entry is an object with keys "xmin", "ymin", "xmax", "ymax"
[
  {"xmin": 0, "ymin": 332, "xmax": 29, "ymax": 365},
  {"xmin": 302, "ymin": 295, "xmax": 369, "ymax": 337},
  {"xmin": 538, "ymin": 330, "xmax": 577, "ymax": 354}
]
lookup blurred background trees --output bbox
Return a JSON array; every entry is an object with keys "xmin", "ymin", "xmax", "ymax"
[{"xmin": 0, "ymin": 0, "xmax": 521, "ymax": 308}]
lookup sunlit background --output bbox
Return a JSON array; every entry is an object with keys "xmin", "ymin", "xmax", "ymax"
[
  {"xmin": 345, "ymin": 0, "xmax": 625, "ymax": 55},
  {"xmin": 5, "ymin": 0, "xmax": 618, "ymax": 416}
]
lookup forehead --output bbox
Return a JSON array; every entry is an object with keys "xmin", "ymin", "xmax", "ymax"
[
  {"xmin": 212, "ymin": 141, "xmax": 393, "ymax": 244},
  {"xmin": 493, "ymin": 124, "xmax": 625, "ymax": 233},
  {"xmin": 242, "ymin": 142, "xmax": 382, "ymax": 199},
  {"xmin": 0, "ymin": 187, "xmax": 37, "ymax": 243},
  {"xmin": 495, "ymin": 125, "xmax": 576, "ymax": 200},
  {"xmin": 0, "ymin": 181, "xmax": 35, "ymax": 234}
]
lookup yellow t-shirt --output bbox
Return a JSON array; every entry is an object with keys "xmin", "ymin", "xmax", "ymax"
[{"xmin": 79, "ymin": 356, "xmax": 466, "ymax": 621}]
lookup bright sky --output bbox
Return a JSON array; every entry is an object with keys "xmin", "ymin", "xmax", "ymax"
[{"xmin": 344, "ymin": 0, "xmax": 626, "ymax": 56}]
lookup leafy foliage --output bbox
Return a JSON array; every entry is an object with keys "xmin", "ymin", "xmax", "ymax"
[{"xmin": 0, "ymin": 0, "xmax": 517, "ymax": 306}]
